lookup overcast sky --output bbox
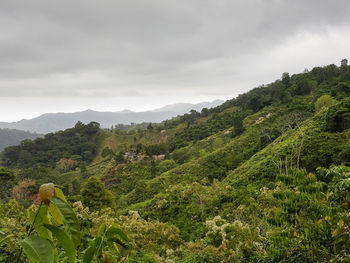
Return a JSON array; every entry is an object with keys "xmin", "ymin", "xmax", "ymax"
[{"xmin": 1, "ymin": 0, "xmax": 350, "ymax": 121}]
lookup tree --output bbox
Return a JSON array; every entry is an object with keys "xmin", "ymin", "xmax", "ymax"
[
  {"xmin": 292, "ymin": 76, "xmax": 315, "ymax": 95},
  {"xmin": 85, "ymin": 121, "xmax": 101, "ymax": 135},
  {"xmin": 281, "ymin": 72, "xmax": 290, "ymax": 86},
  {"xmin": 114, "ymin": 152, "xmax": 126, "ymax": 163},
  {"xmin": 326, "ymin": 98, "xmax": 350, "ymax": 132},
  {"xmin": 101, "ymin": 147, "xmax": 114, "ymax": 159},
  {"xmin": 81, "ymin": 176, "xmax": 114, "ymax": 211},
  {"xmin": 18, "ymin": 150, "xmax": 34, "ymax": 168},
  {"xmin": 232, "ymin": 113, "xmax": 245, "ymax": 137},
  {"xmin": 1, "ymin": 121, "xmax": 100, "ymax": 168},
  {"xmin": 71, "ymin": 178, "xmax": 80, "ymax": 195},
  {"xmin": 150, "ymin": 160, "xmax": 157, "ymax": 177},
  {"xmin": 201, "ymin": 107, "xmax": 210, "ymax": 117},
  {"xmin": 315, "ymin": 95, "xmax": 337, "ymax": 112},
  {"xmin": 183, "ymin": 111, "xmax": 198, "ymax": 128},
  {"xmin": 0, "ymin": 167, "xmax": 16, "ymax": 200},
  {"xmin": 12, "ymin": 179, "xmax": 36, "ymax": 201},
  {"xmin": 80, "ymin": 163, "xmax": 88, "ymax": 177},
  {"xmin": 56, "ymin": 158, "xmax": 78, "ymax": 172},
  {"xmin": 136, "ymin": 143, "xmax": 143, "ymax": 154}
]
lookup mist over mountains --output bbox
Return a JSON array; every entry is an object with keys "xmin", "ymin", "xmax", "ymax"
[
  {"xmin": 0, "ymin": 100, "xmax": 223, "ymax": 134},
  {"xmin": 0, "ymin": 129, "xmax": 42, "ymax": 151}
]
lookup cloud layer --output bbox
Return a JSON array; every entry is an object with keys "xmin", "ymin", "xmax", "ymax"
[{"xmin": 1, "ymin": 0, "xmax": 350, "ymax": 120}]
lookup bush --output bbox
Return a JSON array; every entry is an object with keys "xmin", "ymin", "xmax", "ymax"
[{"xmin": 81, "ymin": 176, "xmax": 115, "ymax": 211}]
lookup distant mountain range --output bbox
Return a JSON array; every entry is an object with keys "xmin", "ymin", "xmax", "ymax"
[
  {"xmin": 0, "ymin": 100, "xmax": 224, "ymax": 134},
  {"xmin": 0, "ymin": 129, "xmax": 42, "ymax": 151}
]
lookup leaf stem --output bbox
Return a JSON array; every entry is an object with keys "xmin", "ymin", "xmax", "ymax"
[
  {"xmin": 27, "ymin": 201, "xmax": 43, "ymax": 236},
  {"xmin": 96, "ymin": 226, "xmax": 107, "ymax": 260},
  {"xmin": 16, "ymin": 201, "xmax": 43, "ymax": 263}
]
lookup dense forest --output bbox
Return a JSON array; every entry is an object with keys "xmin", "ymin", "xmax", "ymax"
[{"xmin": 0, "ymin": 63, "xmax": 349, "ymax": 262}]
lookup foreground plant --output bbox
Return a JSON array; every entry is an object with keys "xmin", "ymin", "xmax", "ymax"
[{"xmin": 16, "ymin": 183, "xmax": 129, "ymax": 263}]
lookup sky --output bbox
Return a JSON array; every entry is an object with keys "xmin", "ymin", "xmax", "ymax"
[{"xmin": 1, "ymin": 0, "xmax": 350, "ymax": 122}]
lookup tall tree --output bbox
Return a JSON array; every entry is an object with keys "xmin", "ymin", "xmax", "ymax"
[
  {"xmin": 81, "ymin": 176, "xmax": 114, "ymax": 211},
  {"xmin": 0, "ymin": 167, "xmax": 16, "ymax": 200}
]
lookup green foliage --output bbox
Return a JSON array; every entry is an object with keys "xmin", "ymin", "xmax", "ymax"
[
  {"xmin": 171, "ymin": 147, "xmax": 191, "ymax": 164},
  {"xmin": 315, "ymin": 95, "xmax": 337, "ymax": 112},
  {"xmin": 8, "ymin": 185, "xmax": 131, "ymax": 263},
  {"xmin": 50, "ymin": 196, "xmax": 81, "ymax": 247},
  {"xmin": 204, "ymin": 216, "xmax": 266, "ymax": 260},
  {"xmin": 265, "ymin": 167, "xmax": 350, "ymax": 262},
  {"xmin": 168, "ymin": 109, "xmax": 248, "ymax": 151},
  {"xmin": 1, "ymin": 121, "xmax": 100, "ymax": 168},
  {"xmin": 81, "ymin": 176, "xmax": 114, "ymax": 211},
  {"xmin": 44, "ymin": 224, "xmax": 77, "ymax": 263},
  {"xmin": 147, "ymin": 123, "xmax": 153, "ymax": 131},
  {"xmin": 101, "ymin": 147, "xmax": 114, "ymax": 159},
  {"xmin": 231, "ymin": 111, "xmax": 245, "ymax": 137},
  {"xmin": 21, "ymin": 235, "xmax": 55, "ymax": 263},
  {"xmin": 0, "ymin": 167, "xmax": 16, "ymax": 200},
  {"xmin": 83, "ymin": 224, "xmax": 129, "ymax": 263},
  {"xmin": 19, "ymin": 194, "xmax": 79, "ymax": 262},
  {"xmin": 3, "ymin": 63, "xmax": 350, "ymax": 262},
  {"xmin": 326, "ymin": 98, "xmax": 350, "ymax": 133},
  {"xmin": 301, "ymin": 129, "xmax": 349, "ymax": 171},
  {"xmin": 145, "ymin": 143, "xmax": 168, "ymax": 156},
  {"xmin": 114, "ymin": 152, "xmax": 126, "ymax": 163},
  {"xmin": 157, "ymin": 159, "xmax": 177, "ymax": 174},
  {"xmin": 27, "ymin": 205, "xmax": 52, "ymax": 241}
]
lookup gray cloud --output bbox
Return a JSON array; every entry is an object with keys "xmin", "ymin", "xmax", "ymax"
[{"xmin": 0, "ymin": 0, "xmax": 350, "ymax": 119}]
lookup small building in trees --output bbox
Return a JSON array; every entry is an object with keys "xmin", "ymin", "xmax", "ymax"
[
  {"xmin": 124, "ymin": 152, "xmax": 137, "ymax": 161},
  {"xmin": 341, "ymin": 58, "xmax": 348, "ymax": 66},
  {"xmin": 152, "ymin": 154, "xmax": 165, "ymax": 161}
]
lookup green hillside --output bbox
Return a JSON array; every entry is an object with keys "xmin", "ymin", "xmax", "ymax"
[{"xmin": 1, "ymin": 63, "xmax": 350, "ymax": 262}]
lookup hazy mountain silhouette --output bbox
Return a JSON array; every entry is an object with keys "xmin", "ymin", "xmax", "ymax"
[
  {"xmin": 0, "ymin": 129, "xmax": 42, "ymax": 151},
  {"xmin": 0, "ymin": 100, "xmax": 224, "ymax": 134}
]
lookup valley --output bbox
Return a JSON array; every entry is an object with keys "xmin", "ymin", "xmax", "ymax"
[{"xmin": 1, "ymin": 63, "xmax": 349, "ymax": 262}]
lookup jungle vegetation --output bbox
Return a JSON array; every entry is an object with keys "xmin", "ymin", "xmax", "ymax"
[{"xmin": 0, "ymin": 63, "xmax": 349, "ymax": 262}]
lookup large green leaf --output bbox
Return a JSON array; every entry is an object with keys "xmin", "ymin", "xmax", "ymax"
[
  {"xmin": 106, "ymin": 241, "xmax": 120, "ymax": 255},
  {"xmin": 27, "ymin": 205, "xmax": 52, "ymax": 241},
  {"xmin": 50, "ymin": 196, "xmax": 81, "ymax": 247},
  {"xmin": 49, "ymin": 203, "xmax": 63, "ymax": 225},
  {"xmin": 44, "ymin": 224, "xmax": 76, "ymax": 263},
  {"xmin": 0, "ymin": 234, "xmax": 14, "ymax": 245},
  {"xmin": 48, "ymin": 188, "xmax": 69, "ymax": 225},
  {"xmin": 82, "ymin": 245, "xmax": 96, "ymax": 263},
  {"xmin": 97, "ymin": 223, "xmax": 107, "ymax": 237},
  {"xmin": 20, "ymin": 235, "xmax": 55, "ymax": 263},
  {"xmin": 54, "ymin": 187, "xmax": 67, "ymax": 202},
  {"xmin": 106, "ymin": 225, "xmax": 129, "ymax": 249},
  {"xmin": 94, "ymin": 236, "xmax": 103, "ymax": 258},
  {"xmin": 82, "ymin": 236, "xmax": 103, "ymax": 263}
]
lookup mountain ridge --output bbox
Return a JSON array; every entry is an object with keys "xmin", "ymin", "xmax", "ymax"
[
  {"xmin": 0, "ymin": 128, "xmax": 42, "ymax": 151},
  {"xmin": 1, "ymin": 63, "xmax": 350, "ymax": 262},
  {"xmin": 0, "ymin": 100, "xmax": 224, "ymax": 134}
]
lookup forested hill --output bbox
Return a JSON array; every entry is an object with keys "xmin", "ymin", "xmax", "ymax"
[
  {"xmin": 0, "ymin": 129, "xmax": 42, "ymax": 152},
  {"xmin": 1, "ymin": 62, "xmax": 350, "ymax": 262},
  {"xmin": 1, "ymin": 121, "xmax": 101, "ymax": 168}
]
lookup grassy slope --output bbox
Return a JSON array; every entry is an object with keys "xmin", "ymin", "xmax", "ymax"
[
  {"xmin": 109, "ymin": 102, "xmax": 349, "ymax": 240},
  {"xmin": 51, "ymin": 65, "xmax": 350, "ymax": 243}
]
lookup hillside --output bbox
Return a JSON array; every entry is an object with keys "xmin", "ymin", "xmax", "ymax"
[
  {"xmin": 0, "ymin": 129, "xmax": 42, "ymax": 151},
  {"xmin": 1, "ymin": 63, "xmax": 350, "ymax": 262},
  {"xmin": 0, "ymin": 100, "xmax": 223, "ymax": 134}
]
